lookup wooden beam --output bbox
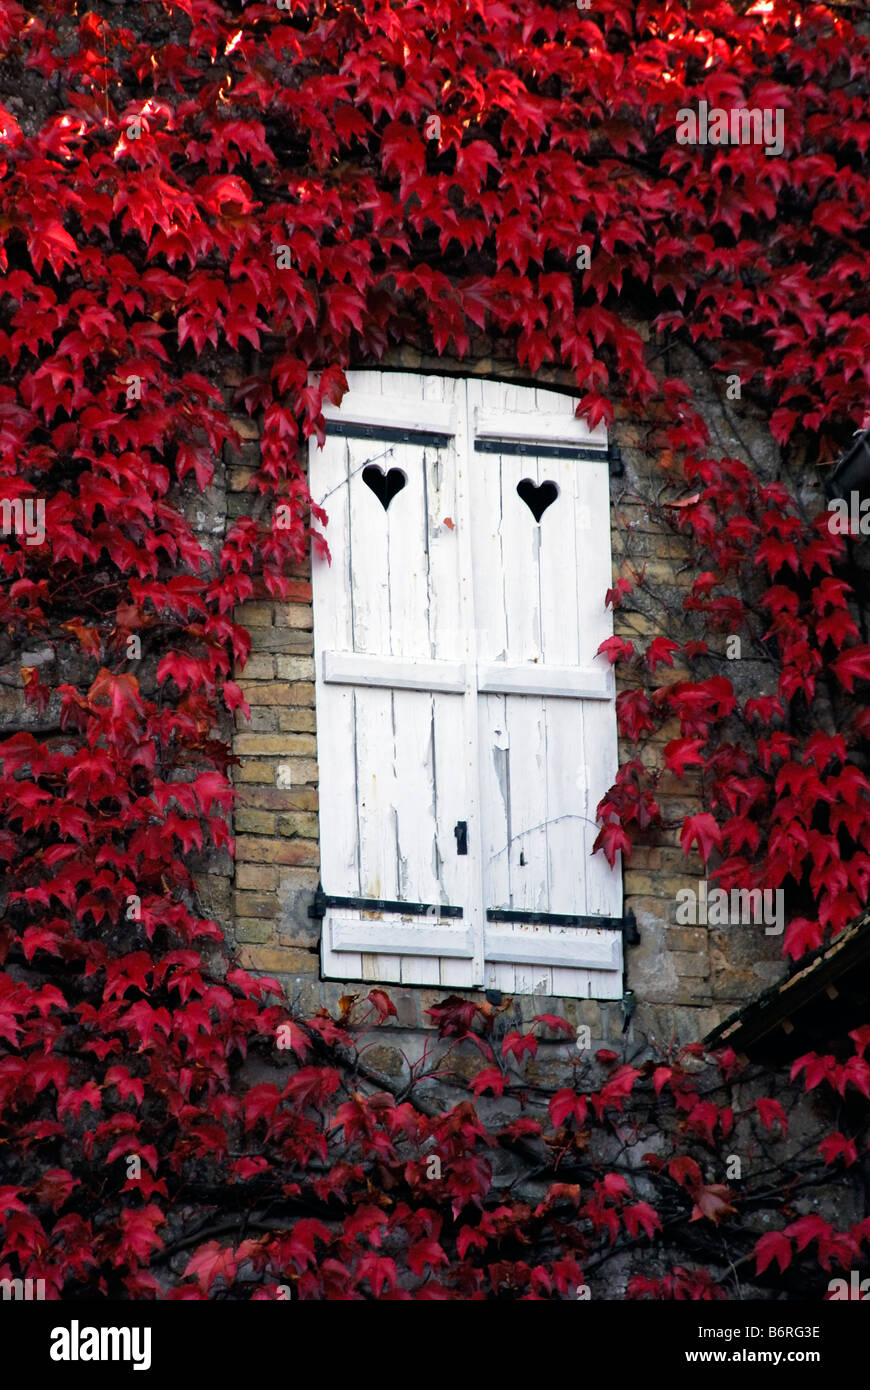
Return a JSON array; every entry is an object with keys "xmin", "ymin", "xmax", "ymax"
[
  {"xmin": 323, "ymin": 392, "xmax": 458, "ymax": 437},
  {"xmin": 484, "ymin": 926, "xmax": 621, "ymax": 969},
  {"xmin": 329, "ymin": 918, "xmax": 474, "ymax": 958},
  {"xmin": 322, "ymin": 650, "xmax": 466, "ymax": 693},
  {"xmin": 477, "ymin": 662, "xmax": 612, "ymax": 699},
  {"xmin": 474, "ymin": 407, "xmax": 608, "ymax": 450}
]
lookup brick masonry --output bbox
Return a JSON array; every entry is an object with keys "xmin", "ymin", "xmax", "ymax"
[{"xmin": 225, "ymin": 349, "xmax": 795, "ymax": 1066}]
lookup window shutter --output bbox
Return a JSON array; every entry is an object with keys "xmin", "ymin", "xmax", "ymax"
[
  {"xmin": 310, "ymin": 373, "xmax": 480, "ymax": 988},
  {"xmin": 467, "ymin": 380, "xmax": 623, "ymax": 999},
  {"xmin": 309, "ymin": 373, "xmax": 623, "ymax": 997}
]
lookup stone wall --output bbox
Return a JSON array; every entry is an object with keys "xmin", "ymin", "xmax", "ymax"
[{"xmin": 224, "ymin": 349, "xmax": 807, "ymax": 1067}]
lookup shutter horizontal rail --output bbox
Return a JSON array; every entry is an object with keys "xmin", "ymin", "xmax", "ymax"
[
  {"xmin": 324, "ymin": 393, "xmax": 457, "ymax": 437},
  {"xmin": 324, "ymin": 653, "xmax": 611, "ymax": 699},
  {"xmin": 477, "ymin": 662, "xmax": 611, "ymax": 699},
  {"xmin": 322, "ymin": 651, "xmax": 467, "ymax": 693},
  {"xmin": 484, "ymin": 926, "xmax": 621, "ymax": 969},
  {"xmin": 325, "ymin": 421, "xmax": 453, "ymax": 448},
  {"xmin": 474, "ymin": 409, "xmax": 607, "ymax": 449},
  {"xmin": 329, "ymin": 918, "xmax": 474, "ymax": 958}
]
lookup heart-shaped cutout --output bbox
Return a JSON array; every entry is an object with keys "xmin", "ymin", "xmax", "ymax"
[
  {"xmin": 517, "ymin": 478, "xmax": 559, "ymax": 522},
  {"xmin": 363, "ymin": 465, "xmax": 407, "ymax": 511}
]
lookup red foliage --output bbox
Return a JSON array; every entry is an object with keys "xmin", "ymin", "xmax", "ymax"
[{"xmin": 0, "ymin": 0, "xmax": 867, "ymax": 1299}]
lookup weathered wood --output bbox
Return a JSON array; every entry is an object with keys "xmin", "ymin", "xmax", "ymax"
[
  {"xmin": 323, "ymin": 391, "xmax": 457, "ymax": 437},
  {"xmin": 484, "ymin": 925, "xmax": 621, "ymax": 969},
  {"xmin": 323, "ymin": 651, "xmax": 466, "ymax": 693},
  {"xmin": 330, "ymin": 918, "xmax": 474, "ymax": 958},
  {"xmin": 477, "ymin": 663, "xmax": 611, "ymax": 698},
  {"xmin": 309, "ymin": 372, "xmax": 623, "ymax": 997},
  {"xmin": 474, "ymin": 406, "xmax": 608, "ymax": 448},
  {"xmin": 455, "ymin": 378, "xmax": 487, "ymax": 987}
]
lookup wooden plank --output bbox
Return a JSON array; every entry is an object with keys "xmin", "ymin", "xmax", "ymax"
[
  {"xmin": 474, "ymin": 408, "xmax": 608, "ymax": 449},
  {"xmin": 347, "ymin": 430, "xmax": 393, "ymax": 658},
  {"xmin": 503, "ymin": 693, "xmax": 553, "ymax": 995},
  {"xmin": 421, "ymin": 379, "xmax": 468, "ymax": 988},
  {"xmin": 433, "ymin": 673, "xmax": 474, "ymax": 990},
  {"xmin": 310, "ymin": 431, "xmax": 363, "ymax": 981},
  {"xmin": 576, "ymin": 456, "xmax": 614, "ymax": 663},
  {"xmin": 478, "ymin": 698, "xmax": 512, "ymax": 912},
  {"xmin": 323, "ymin": 392, "xmax": 458, "ymax": 436},
  {"xmin": 384, "ymin": 435, "xmax": 444, "ymax": 987},
  {"xmin": 501, "ymin": 458, "xmax": 542, "ymax": 666},
  {"xmin": 474, "ymin": 382, "xmax": 536, "ymax": 991},
  {"xmin": 387, "ymin": 435, "xmax": 432, "ymax": 664},
  {"xmin": 535, "ymin": 427, "xmax": 592, "ymax": 995},
  {"xmin": 384, "ymin": 391, "xmax": 466, "ymax": 987},
  {"xmin": 323, "ymin": 650, "xmax": 466, "ymax": 693},
  {"xmin": 465, "ymin": 380, "xmax": 509, "ymax": 666},
  {"xmin": 330, "ymin": 917, "xmax": 474, "ymax": 958},
  {"xmin": 454, "ymin": 382, "xmax": 486, "ymax": 986},
  {"xmin": 477, "ymin": 663, "xmax": 611, "ymax": 698},
  {"xmin": 345, "ymin": 424, "xmax": 398, "ymax": 958},
  {"xmin": 467, "ymin": 382, "xmax": 514, "ymax": 990},
  {"xmin": 484, "ymin": 925, "xmax": 621, "ymax": 969},
  {"xmin": 573, "ymin": 452, "xmax": 623, "ymax": 920},
  {"xmin": 390, "ymin": 689, "xmax": 445, "ymax": 981}
]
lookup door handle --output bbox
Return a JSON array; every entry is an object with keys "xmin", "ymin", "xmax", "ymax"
[{"xmin": 454, "ymin": 821, "xmax": 468, "ymax": 855}]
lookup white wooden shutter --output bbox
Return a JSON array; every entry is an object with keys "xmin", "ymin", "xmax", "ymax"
[
  {"xmin": 309, "ymin": 372, "xmax": 623, "ymax": 997},
  {"xmin": 309, "ymin": 373, "xmax": 480, "ymax": 988},
  {"xmin": 468, "ymin": 380, "xmax": 622, "ymax": 999}
]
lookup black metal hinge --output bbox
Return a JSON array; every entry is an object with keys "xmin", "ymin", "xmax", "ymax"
[
  {"xmin": 325, "ymin": 421, "xmax": 452, "ymax": 449},
  {"xmin": 472, "ymin": 438, "xmax": 623, "ymax": 475},
  {"xmin": 308, "ymin": 886, "xmax": 637, "ymax": 942},
  {"xmin": 474, "ymin": 439, "xmax": 610, "ymax": 462},
  {"xmin": 487, "ymin": 905, "xmax": 639, "ymax": 945},
  {"xmin": 623, "ymin": 907, "xmax": 640, "ymax": 945},
  {"xmin": 308, "ymin": 883, "xmax": 463, "ymax": 920}
]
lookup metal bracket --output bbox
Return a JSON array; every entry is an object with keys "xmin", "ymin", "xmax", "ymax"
[
  {"xmin": 474, "ymin": 439, "xmax": 609, "ymax": 462},
  {"xmin": 308, "ymin": 882, "xmax": 463, "ymax": 920},
  {"xmin": 454, "ymin": 820, "xmax": 468, "ymax": 855},
  {"xmin": 622, "ymin": 907, "xmax": 640, "ymax": 946},
  {"xmin": 309, "ymin": 887, "xmax": 636, "ymax": 941},
  {"xmin": 325, "ymin": 421, "xmax": 452, "ymax": 449},
  {"xmin": 486, "ymin": 904, "xmax": 639, "ymax": 946}
]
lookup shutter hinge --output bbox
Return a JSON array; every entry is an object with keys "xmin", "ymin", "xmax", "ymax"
[
  {"xmin": 622, "ymin": 907, "xmax": 640, "ymax": 946},
  {"xmin": 485, "ymin": 905, "xmax": 639, "ymax": 941},
  {"xmin": 308, "ymin": 882, "xmax": 463, "ymax": 919},
  {"xmin": 608, "ymin": 441, "xmax": 624, "ymax": 477}
]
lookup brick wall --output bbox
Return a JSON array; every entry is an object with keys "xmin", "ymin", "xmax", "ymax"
[{"xmin": 226, "ymin": 350, "xmax": 793, "ymax": 1063}]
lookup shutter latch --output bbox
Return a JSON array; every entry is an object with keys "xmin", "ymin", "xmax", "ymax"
[{"xmin": 454, "ymin": 821, "xmax": 468, "ymax": 855}]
